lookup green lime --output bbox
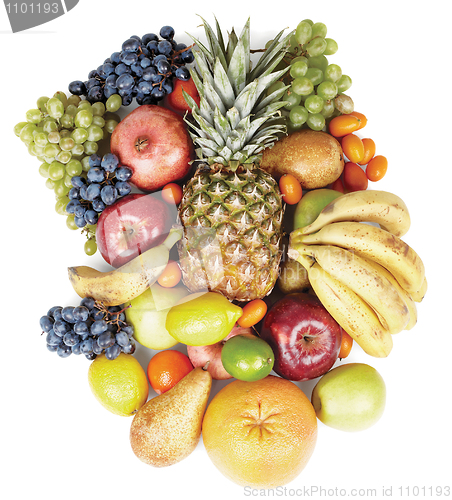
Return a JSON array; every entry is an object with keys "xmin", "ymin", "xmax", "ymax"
[
  {"xmin": 165, "ymin": 291, "xmax": 243, "ymax": 346},
  {"xmin": 293, "ymin": 188, "xmax": 343, "ymax": 230},
  {"xmin": 221, "ymin": 334, "xmax": 274, "ymax": 382}
]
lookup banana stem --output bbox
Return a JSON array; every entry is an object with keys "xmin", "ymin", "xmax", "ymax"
[
  {"xmin": 289, "ymin": 227, "xmax": 305, "ymax": 241},
  {"xmin": 163, "ymin": 225, "xmax": 183, "ymax": 250},
  {"xmin": 287, "ymin": 244, "xmax": 315, "ymax": 270}
]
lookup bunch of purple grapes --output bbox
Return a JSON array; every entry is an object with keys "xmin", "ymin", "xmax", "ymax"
[
  {"xmin": 68, "ymin": 26, "xmax": 194, "ymax": 106},
  {"xmin": 40, "ymin": 297, "xmax": 136, "ymax": 360},
  {"xmin": 66, "ymin": 153, "xmax": 132, "ymax": 228}
]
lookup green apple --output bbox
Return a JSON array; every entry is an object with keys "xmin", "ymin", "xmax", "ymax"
[
  {"xmin": 311, "ymin": 363, "xmax": 386, "ymax": 432},
  {"xmin": 124, "ymin": 283, "xmax": 190, "ymax": 350},
  {"xmin": 293, "ymin": 188, "xmax": 342, "ymax": 230}
]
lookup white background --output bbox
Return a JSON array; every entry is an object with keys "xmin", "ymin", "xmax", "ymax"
[{"xmin": 1, "ymin": 1, "xmax": 451, "ymax": 499}]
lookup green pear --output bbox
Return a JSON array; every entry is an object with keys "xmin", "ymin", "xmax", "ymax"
[
  {"xmin": 311, "ymin": 363, "xmax": 386, "ymax": 432},
  {"xmin": 124, "ymin": 283, "xmax": 189, "ymax": 350},
  {"xmin": 293, "ymin": 188, "xmax": 342, "ymax": 230},
  {"xmin": 130, "ymin": 367, "xmax": 212, "ymax": 467}
]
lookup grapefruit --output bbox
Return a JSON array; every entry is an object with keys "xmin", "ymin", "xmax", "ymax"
[{"xmin": 202, "ymin": 375, "xmax": 317, "ymax": 488}]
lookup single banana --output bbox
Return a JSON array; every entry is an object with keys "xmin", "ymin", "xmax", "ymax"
[
  {"xmin": 299, "ymin": 190, "xmax": 411, "ymax": 237},
  {"xmin": 68, "ymin": 226, "xmax": 182, "ymax": 306},
  {"xmin": 357, "ymin": 254, "xmax": 418, "ymax": 331},
  {"xmin": 293, "ymin": 221, "xmax": 425, "ymax": 294},
  {"xmin": 294, "ymin": 243, "xmax": 410, "ymax": 334},
  {"xmin": 288, "ymin": 250, "xmax": 393, "ymax": 358},
  {"xmin": 411, "ymin": 276, "xmax": 428, "ymax": 302}
]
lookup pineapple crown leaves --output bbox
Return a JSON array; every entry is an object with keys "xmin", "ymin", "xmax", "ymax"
[{"xmin": 183, "ymin": 16, "xmax": 294, "ymax": 167}]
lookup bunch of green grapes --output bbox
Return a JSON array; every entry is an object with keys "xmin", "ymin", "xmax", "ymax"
[
  {"xmin": 270, "ymin": 20, "xmax": 355, "ymax": 133},
  {"xmin": 14, "ymin": 92, "xmax": 120, "ymax": 254}
]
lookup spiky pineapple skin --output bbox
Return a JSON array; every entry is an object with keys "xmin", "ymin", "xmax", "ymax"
[
  {"xmin": 176, "ymin": 17, "xmax": 292, "ymax": 302},
  {"xmin": 177, "ymin": 162, "xmax": 284, "ymax": 302}
]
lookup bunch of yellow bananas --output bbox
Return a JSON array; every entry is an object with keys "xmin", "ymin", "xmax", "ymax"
[{"xmin": 289, "ymin": 190, "xmax": 427, "ymax": 358}]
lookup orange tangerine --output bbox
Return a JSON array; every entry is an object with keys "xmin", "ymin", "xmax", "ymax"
[{"xmin": 147, "ymin": 350, "xmax": 193, "ymax": 395}]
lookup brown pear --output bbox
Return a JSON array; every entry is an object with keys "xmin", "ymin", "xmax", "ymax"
[
  {"xmin": 130, "ymin": 367, "xmax": 212, "ymax": 467},
  {"xmin": 260, "ymin": 129, "xmax": 344, "ymax": 189}
]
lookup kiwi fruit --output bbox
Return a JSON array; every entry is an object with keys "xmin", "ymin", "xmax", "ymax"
[{"xmin": 277, "ymin": 257, "xmax": 311, "ymax": 294}]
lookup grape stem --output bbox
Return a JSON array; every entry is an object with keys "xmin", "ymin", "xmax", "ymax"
[
  {"xmin": 151, "ymin": 43, "xmax": 196, "ymax": 92},
  {"xmin": 93, "ymin": 300, "xmax": 131, "ymax": 331},
  {"xmin": 173, "ymin": 43, "xmax": 195, "ymax": 57},
  {"xmin": 81, "ymin": 225, "xmax": 96, "ymax": 240}
]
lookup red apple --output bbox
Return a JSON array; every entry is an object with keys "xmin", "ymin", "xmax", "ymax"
[
  {"xmin": 259, "ymin": 293, "xmax": 342, "ymax": 382},
  {"xmin": 187, "ymin": 325, "xmax": 253, "ymax": 380},
  {"xmin": 96, "ymin": 193, "xmax": 173, "ymax": 268},
  {"xmin": 110, "ymin": 105, "xmax": 193, "ymax": 192}
]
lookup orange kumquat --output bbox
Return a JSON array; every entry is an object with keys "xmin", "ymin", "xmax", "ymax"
[
  {"xmin": 341, "ymin": 134, "xmax": 365, "ymax": 163},
  {"xmin": 330, "ymin": 176, "xmax": 345, "ymax": 193},
  {"xmin": 358, "ymin": 138, "xmax": 376, "ymax": 165},
  {"xmin": 237, "ymin": 299, "xmax": 268, "ymax": 328},
  {"xmin": 279, "ymin": 174, "xmax": 303, "ymax": 205},
  {"xmin": 339, "ymin": 331, "xmax": 353, "ymax": 359},
  {"xmin": 366, "ymin": 155, "xmax": 388, "ymax": 182},
  {"xmin": 349, "ymin": 111, "xmax": 367, "ymax": 129},
  {"xmin": 343, "ymin": 162, "xmax": 368, "ymax": 192},
  {"xmin": 157, "ymin": 260, "xmax": 182, "ymax": 288},
  {"xmin": 328, "ymin": 114, "xmax": 361, "ymax": 137},
  {"xmin": 161, "ymin": 183, "xmax": 183, "ymax": 205}
]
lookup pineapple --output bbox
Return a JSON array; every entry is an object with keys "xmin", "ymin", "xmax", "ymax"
[{"xmin": 177, "ymin": 18, "xmax": 292, "ymax": 302}]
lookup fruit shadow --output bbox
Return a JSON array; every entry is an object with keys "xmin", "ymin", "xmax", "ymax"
[
  {"xmin": 207, "ymin": 371, "xmax": 320, "ymax": 405},
  {"xmin": 294, "ymin": 343, "xmax": 364, "ymax": 400},
  {"xmin": 294, "ymin": 378, "xmax": 320, "ymax": 400}
]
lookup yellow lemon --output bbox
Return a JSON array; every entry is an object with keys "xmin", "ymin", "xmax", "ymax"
[
  {"xmin": 165, "ymin": 292, "xmax": 243, "ymax": 346},
  {"xmin": 88, "ymin": 353, "xmax": 149, "ymax": 416}
]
